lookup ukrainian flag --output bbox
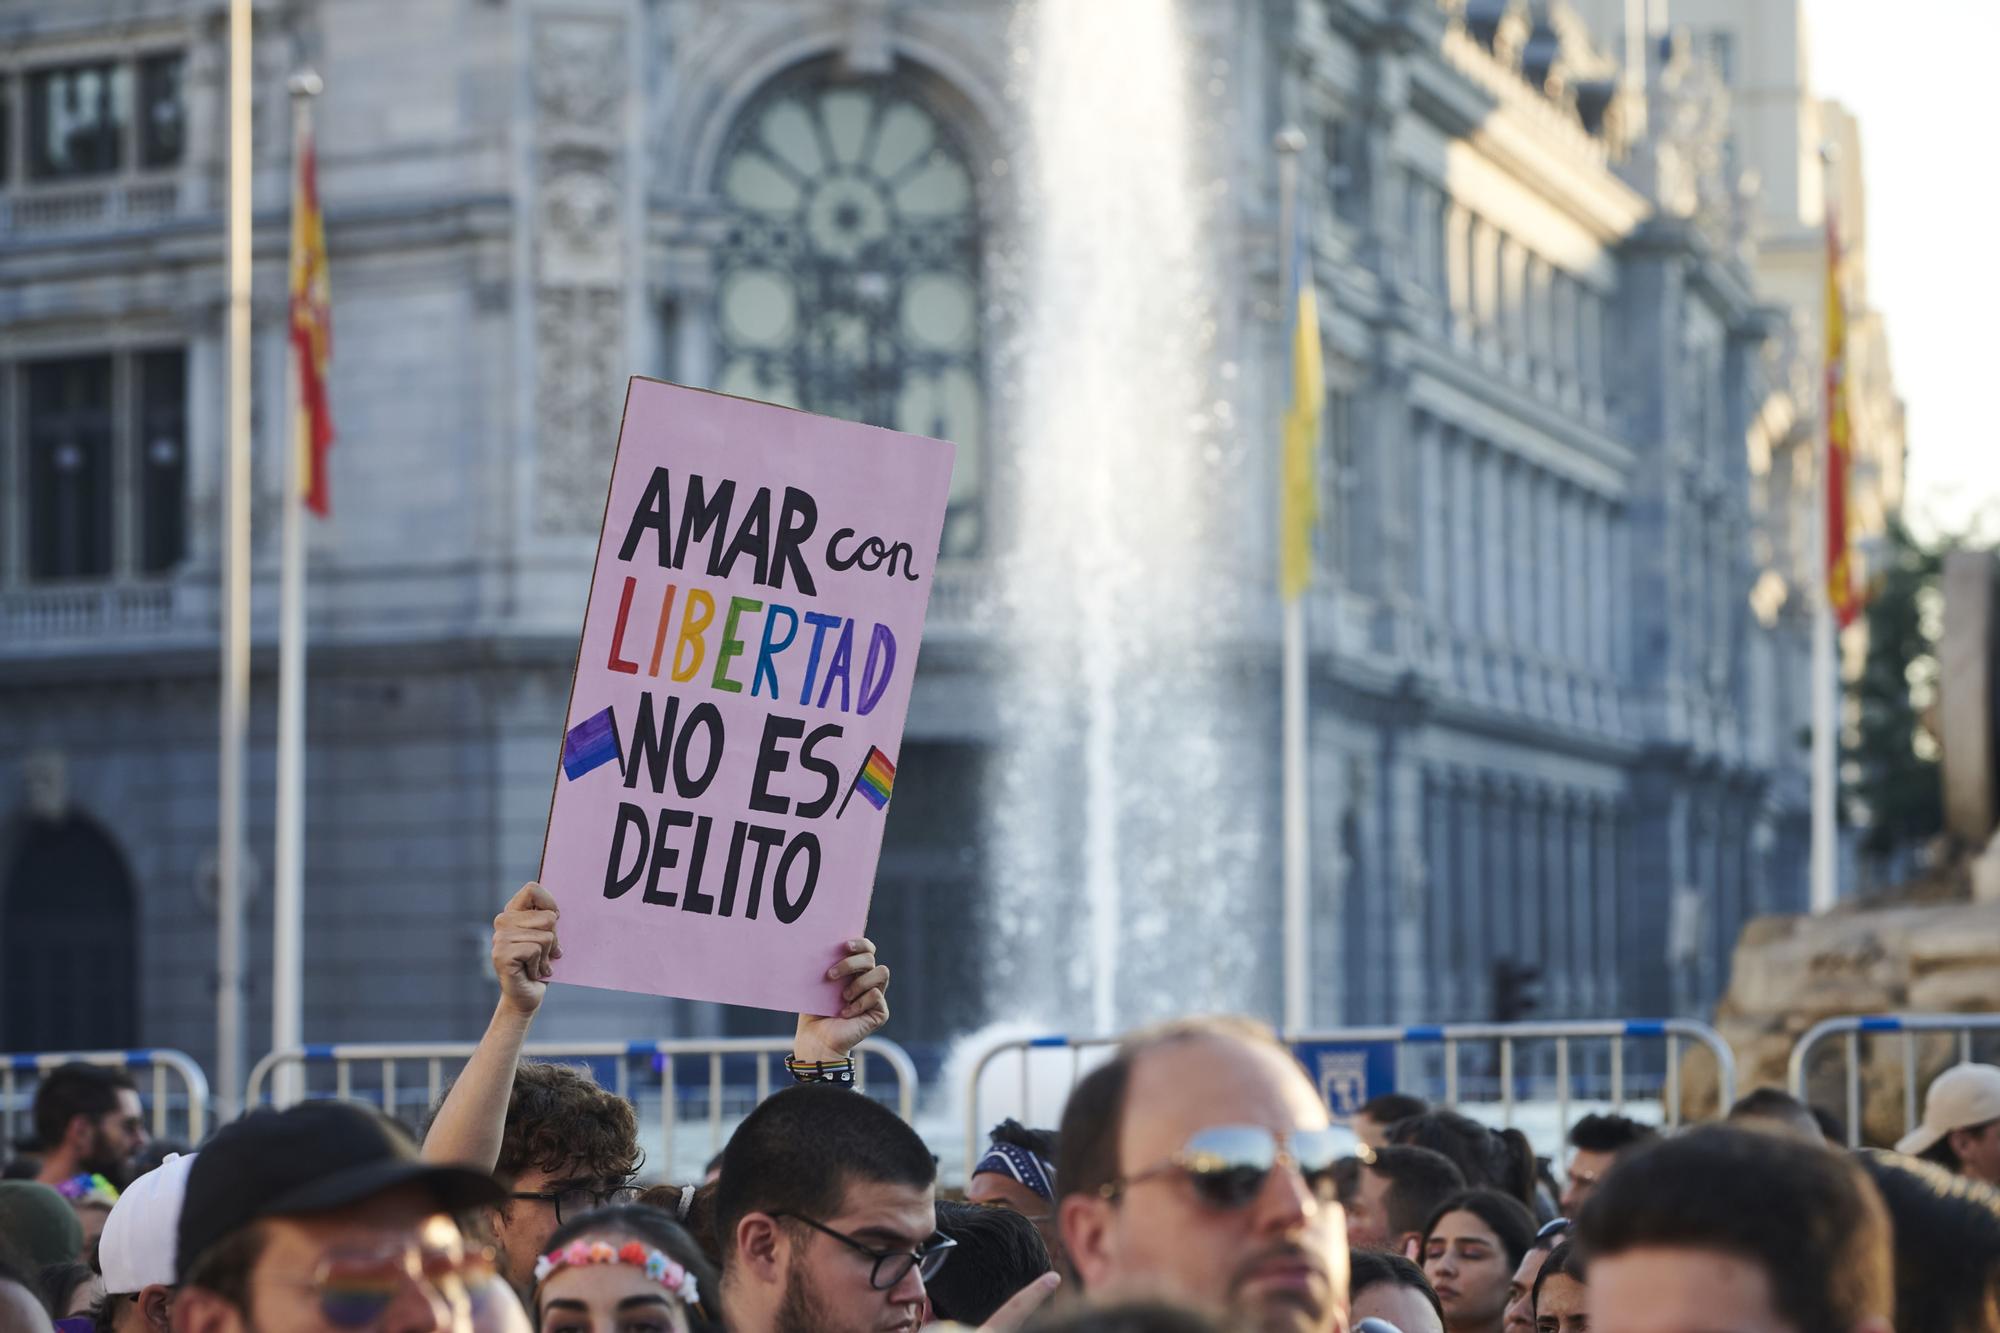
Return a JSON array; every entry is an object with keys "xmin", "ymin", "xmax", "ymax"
[{"xmin": 1279, "ymin": 183, "xmax": 1322, "ymax": 602}]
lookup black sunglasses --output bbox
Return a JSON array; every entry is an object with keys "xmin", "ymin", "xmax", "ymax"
[
  {"xmin": 773, "ymin": 1213, "xmax": 956, "ymax": 1290},
  {"xmin": 1100, "ymin": 1124, "xmax": 1349, "ymax": 1210},
  {"xmin": 507, "ymin": 1181, "xmax": 641, "ymax": 1225},
  {"xmin": 1536, "ymin": 1217, "xmax": 1572, "ymax": 1243}
]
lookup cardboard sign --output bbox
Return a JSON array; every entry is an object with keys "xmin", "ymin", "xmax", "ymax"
[{"xmin": 539, "ymin": 378, "xmax": 954, "ymax": 1015}]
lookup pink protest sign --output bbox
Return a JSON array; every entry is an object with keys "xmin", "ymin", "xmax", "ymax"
[{"xmin": 539, "ymin": 377, "xmax": 954, "ymax": 1015}]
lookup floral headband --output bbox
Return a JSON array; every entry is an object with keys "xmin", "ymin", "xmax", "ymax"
[{"xmin": 534, "ymin": 1240, "xmax": 700, "ymax": 1306}]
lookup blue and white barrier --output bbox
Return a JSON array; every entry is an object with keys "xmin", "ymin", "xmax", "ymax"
[
  {"xmin": 1787, "ymin": 1013, "xmax": 2000, "ymax": 1146},
  {"xmin": 0, "ymin": 1048, "xmax": 210, "ymax": 1149}
]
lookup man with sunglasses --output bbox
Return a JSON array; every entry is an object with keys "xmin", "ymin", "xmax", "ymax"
[
  {"xmin": 171, "ymin": 1101, "xmax": 505, "ymax": 1333},
  {"xmin": 1056, "ymin": 1017, "xmax": 1352, "ymax": 1333},
  {"xmin": 714, "ymin": 1083, "xmax": 956, "ymax": 1333}
]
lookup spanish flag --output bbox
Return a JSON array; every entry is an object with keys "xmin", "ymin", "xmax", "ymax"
[
  {"xmin": 290, "ymin": 114, "xmax": 334, "ymax": 516},
  {"xmin": 1279, "ymin": 189, "xmax": 1322, "ymax": 603},
  {"xmin": 1823, "ymin": 209, "xmax": 1856, "ymax": 629}
]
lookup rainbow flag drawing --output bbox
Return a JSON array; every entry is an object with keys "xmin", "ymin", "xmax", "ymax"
[
  {"xmin": 562, "ymin": 705, "xmax": 622, "ymax": 781},
  {"xmin": 837, "ymin": 746, "xmax": 897, "ymax": 818}
]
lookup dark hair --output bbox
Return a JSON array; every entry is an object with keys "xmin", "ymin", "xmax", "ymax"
[
  {"xmin": 1728, "ymin": 1088, "xmax": 1822, "ymax": 1138},
  {"xmin": 1567, "ymin": 1113, "xmax": 1658, "ymax": 1157},
  {"xmin": 928, "ymin": 1200, "xmax": 1053, "ymax": 1325},
  {"xmin": 714, "ymin": 1084, "xmax": 935, "ymax": 1274},
  {"xmin": 1359, "ymin": 1093, "xmax": 1429, "ymax": 1126},
  {"xmin": 1349, "ymin": 1248, "xmax": 1444, "ymax": 1325},
  {"xmin": 439, "ymin": 1060, "xmax": 641, "ymax": 1187},
  {"xmin": 32, "ymin": 1065, "xmax": 137, "ymax": 1151},
  {"xmin": 990, "ymin": 1118, "xmax": 1059, "ymax": 1163},
  {"xmin": 1811, "ymin": 1106, "xmax": 1847, "ymax": 1145},
  {"xmin": 38, "ymin": 1262, "xmax": 94, "ymax": 1319},
  {"xmin": 1368, "ymin": 1145, "xmax": 1467, "ymax": 1241},
  {"xmin": 635, "ymin": 1182, "xmax": 724, "ymax": 1273},
  {"xmin": 1576, "ymin": 1127, "xmax": 1893, "ymax": 1332},
  {"xmin": 1057, "ymin": 1016, "xmax": 1293, "ymax": 1208},
  {"xmin": 1023, "ymin": 1301, "xmax": 1226, "ymax": 1332},
  {"xmin": 1422, "ymin": 1188, "xmax": 1537, "ymax": 1273},
  {"xmin": 1530, "ymin": 1240, "xmax": 1584, "ymax": 1316},
  {"xmin": 88, "ymin": 1289, "xmax": 133, "ymax": 1332},
  {"xmin": 1920, "ymin": 1136, "xmax": 1966, "ymax": 1173},
  {"xmin": 1390, "ymin": 1110, "xmax": 1538, "ymax": 1208},
  {"xmin": 1857, "ymin": 1150, "xmax": 2000, "ymax": 1333},
  {"xmin": 182, "ymin": 1219, "xmax": 268, "ymax": 1312},
  {"xmin": 538, "ymin": 1204, "xmax": 720, "ymax": 1330}
]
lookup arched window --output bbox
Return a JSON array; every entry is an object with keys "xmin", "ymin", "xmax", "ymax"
[
  {"xmin": 711, "ymin": 60, "xmax": 985, "ymax": 557},
  {"xmin": 3, "ymin": 816, "xmax": 138, "ymax": 1051}
]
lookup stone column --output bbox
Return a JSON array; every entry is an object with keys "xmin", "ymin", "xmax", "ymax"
[{"xmin": 526, "ymin": 6, "xmax": 637, "ymax": 536}]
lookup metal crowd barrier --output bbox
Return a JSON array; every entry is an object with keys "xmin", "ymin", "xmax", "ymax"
[
  {"xmin": 1, "ymin": 1049, "xmax": 210, "ymax": 1151},
  {"xmin": 1787, "ymin": 1013, "xmax": 2000, "ymax": 1147},
  {"xmin": 963, "ymin": 1019, "xmax": 1736, "ymax": 1179},
  {"xmin": 247, "ymin": 1037, "xmax": 918, "ymax": 1181}
]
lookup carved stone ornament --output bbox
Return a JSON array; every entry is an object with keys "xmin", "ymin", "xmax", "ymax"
[
  {"xmin": 533, "ymin": 18, "xmax": 628, "ymax": 131},
  {"xmin": 535, "ymin": 288, "xmax": 625, "ymax": 532}
]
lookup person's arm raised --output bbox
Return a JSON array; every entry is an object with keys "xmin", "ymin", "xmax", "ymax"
[
  {"xmin": 789, "ymin": 937, "xmax": 892, "ymax": 1066},
  {"xmin": 420, "ymin": 882, "xmax": 560, "ymax": 1171}
]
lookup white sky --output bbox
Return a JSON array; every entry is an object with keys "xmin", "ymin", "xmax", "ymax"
[{"xmin": 1807, "ymin": 0, "xmax": 2000, "ymax": 539}]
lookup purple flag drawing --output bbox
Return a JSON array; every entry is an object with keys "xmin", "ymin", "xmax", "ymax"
[{"xmin": 562, "ymin": 705, "xmax": 622, "ymax": 781}]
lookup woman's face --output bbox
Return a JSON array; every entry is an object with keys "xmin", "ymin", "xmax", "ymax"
[
  {"xmin": 1533, "ymin": 1271, "xmax": 1587, "ymax": 1333},
  {"xmin": 536, "ymin": 1244, "xmax": 690, "ymax": 1333},
  {"xmin": 1424, "ymin": 1210, "xmax": 1514, "ymax": 1329}
]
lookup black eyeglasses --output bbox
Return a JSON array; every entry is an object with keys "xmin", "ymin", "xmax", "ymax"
[
  {"xmin": 507, "ymin": 1181, "xmax": 641, "ymax": 1224},
  {"xmin": 773, "ymin": 1213, "xmax": 956, "ymax": 1290},
  {"xmin": 1100, "ymin": 1124, "xmax": 1349, "ymax": 1211}
]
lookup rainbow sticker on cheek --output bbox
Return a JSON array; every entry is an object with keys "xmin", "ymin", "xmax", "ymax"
[{"xmin": 316, "ymin": 1266, "xmax": 406, "ymax": 1328}]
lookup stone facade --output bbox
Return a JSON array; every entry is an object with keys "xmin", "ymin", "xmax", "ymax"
[{"xmin": 0, "ymin": 0, "xmax": 1823, "ymax": 1071}]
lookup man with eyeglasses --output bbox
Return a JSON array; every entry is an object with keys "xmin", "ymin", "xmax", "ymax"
[
  {"xmin": 714, "ymin": 1083, "xmax": 964, "ymax": 1333},
  {"xmin": 171, "ymin": 1101, "xmax": 505, "ymax": 1333},
  {"xmin": 1056, "ymin": 1016, "xmax": 1352, "ymax": 1333}
]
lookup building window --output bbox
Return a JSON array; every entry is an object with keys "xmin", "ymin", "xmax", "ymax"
[
  {"xmin": 26, "ymin": 357, "xmax": 115, "ymax": 579},
  {"xmin": 26, "ymin": 63, "xmax": 129, "ymax": 181},
  {"xmin": 14, "ymin": 349, "xmax": 188, "ymax": 584},
  {"xmin": 711, "ymin": 60, "xmax": 986, "ymax": 557},
  {"xmin": 137, "ymin": 54, "xmax": 186, "ymax": 169},
  {"xmin": 137, "ymin": 349, "xmax": 187, "ymax": 572},
  {"xmin": 1324, "ymin": 118, "xmax": 1368, "ymax": 225},
  {"xmin": 1698, "ymin": 31, "xmax": 1736, "ymax": 85}
]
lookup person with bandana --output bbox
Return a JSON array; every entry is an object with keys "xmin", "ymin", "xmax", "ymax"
[{"xmin": 965, "ymin": 1121, "xmax": 1061, "ymax": 1260}]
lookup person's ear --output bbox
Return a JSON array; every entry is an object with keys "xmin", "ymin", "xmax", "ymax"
[
  {"xmin": 735, "ymin": 1213, "xmax": 787, "ymax": 1284},
  {"xmin": 168, "ymin": 1286, "xmax": 240, "ymax": 1333},
  {"xmin": 1058, "ymin": 1194, "xmax": 1115, "ymax": 1292},
  {"xmin": 63, "ymin": 1111, "xmax": 95, "ymax": 1153},
  {"xmin": 139, "ymin": 1285, "xmax": 174, "ymax": 1329},
  {"xmin": 1397, "ymin": 1232, "xmax": 1421, "ymax": 1263}
]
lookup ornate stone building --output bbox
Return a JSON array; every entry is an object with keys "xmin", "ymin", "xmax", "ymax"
[{"xmin": 0, "ymin": 0, "xmax": 1825, "ymax": 1070}]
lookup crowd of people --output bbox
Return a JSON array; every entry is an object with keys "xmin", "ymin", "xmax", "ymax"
[{"xmin": 3, "ymin": 881, "xmax": 2000, "ymax": 1332}]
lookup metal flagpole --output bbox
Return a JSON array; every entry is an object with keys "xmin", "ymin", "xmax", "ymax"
[
  {"xmin": 1810, "ymin": 143, "xmax": 1841, "ymax": 915},
  {"xmin": 273, "ymin": 73, "xmax": 323, "ymax": 1104},
  {"xmin": 1276, "ymin": 126, "xmax": 1311, "ymax": 1035},
  {"xmin": 217, "ymin": 0, "xmax": 253, "ymax": 1118}
]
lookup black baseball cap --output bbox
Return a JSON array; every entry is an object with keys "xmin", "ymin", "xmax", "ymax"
[{"xmin": 176, "ymin": 1101, "xmax": 505, "ymax": 1282}]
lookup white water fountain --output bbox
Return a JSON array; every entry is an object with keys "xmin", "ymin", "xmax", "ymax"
[{"xmin": 979, "ymin": 0, "xmax": 1275, "ymax": 1037}]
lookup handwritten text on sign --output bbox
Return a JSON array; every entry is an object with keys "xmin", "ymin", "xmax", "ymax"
[{"xmin": 540, "ymin": 378, "xmax": 954, "ymax": 1014}]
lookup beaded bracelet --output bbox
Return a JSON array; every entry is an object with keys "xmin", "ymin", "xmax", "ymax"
[{"xmin": 784, "ymin": 1054, "xmax": 856, "ymax": 1085}]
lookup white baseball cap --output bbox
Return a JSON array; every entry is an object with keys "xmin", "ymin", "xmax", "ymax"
[
  {"xmin": 1895, "ymin": 1064, "xmax": 2000, "ymax": 1157},
  {"xmin": 99, "ymin": 1151, "xmax": 196, "ymax": 1294}
]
